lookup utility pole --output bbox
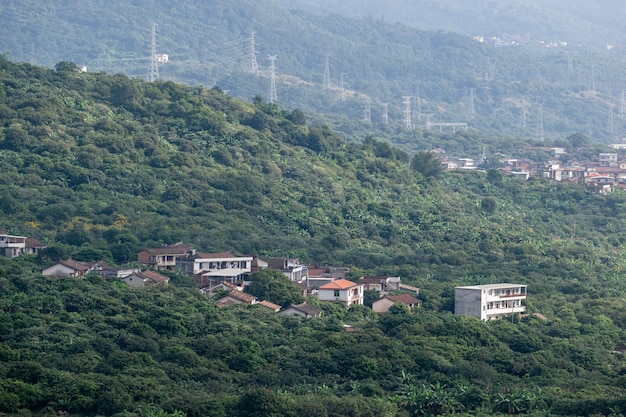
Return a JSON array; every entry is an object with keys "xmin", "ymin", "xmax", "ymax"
[
  {"xmin": 340, "ymin": 73, "xmax": 347, "ymax": 103},
  {"xmin": 268, "ymin": 55, "xmax": 278, "ymax": 103},
  {"xmin": 363, "ymin": 97, "xmax": 371, "ymax": 123},
  {"xmin": 403, "ymin": 96, "xmax": 413, "ymax": 130},
  {"xmin": 249, "ymin": 32, "xmax": 259, "ymax": 74},
  {"xmin": 148, "ymin": 22, "xmax": 159, "ymax": 82},
  {"xmin": 382, "ymin": 103, "xmax": 389, "ymax": 125},
  {"xmin": 323, "ymin": 55, "xmax": 331, "ymax": 89}
]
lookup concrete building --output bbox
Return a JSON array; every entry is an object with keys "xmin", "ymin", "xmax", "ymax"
[{"xmin": 455, "ymin": 283, "xmax": 527, "ymax": 321}]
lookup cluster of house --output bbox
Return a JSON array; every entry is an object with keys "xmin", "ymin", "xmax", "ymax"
[
  {"xmin": 440, "ymin": 148, "xmax": 626, "ymax": 195},
  {"xmin": 0, "ymin": 228, "xmax": 46, "ymax": 259},
  {"xmin": 1, "ymin": 229, "xmax": 528, "ymax": 321}
]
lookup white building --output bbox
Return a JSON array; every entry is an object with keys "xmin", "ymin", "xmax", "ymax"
[
  {"xmin": 177, "ymin": 251, "xmax": 252, "ymax": 283},
  {"xmin": 0, "ymin": 228, "xmax": 46, "ymax": 259},
  {"xmin": 317, "ymin": 279, "xmax": 364, "ymax": 307},
  {"xmin": 455, "ymin": 283, "xmax": 527, "ymax": 321}
]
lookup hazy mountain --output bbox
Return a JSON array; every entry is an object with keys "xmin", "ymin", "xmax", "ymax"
[
  {"xmin": 2, "ymin": 0, "xmax": 626, "ymax": 145},
  {"xmin": 277, "ymin": 0, "xmax": 626, "ymax": 48}
]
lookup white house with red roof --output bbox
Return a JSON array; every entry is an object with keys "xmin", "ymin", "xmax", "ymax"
[
  {"xmin": 317, "ymin": 279, "xmax": 364, "ymax": 307},
  {"xmin": 0, "ymin": 228, "xmax": 46, "ymax": 259}
]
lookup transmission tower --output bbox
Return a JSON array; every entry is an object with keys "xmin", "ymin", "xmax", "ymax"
[
  {"xmin": 588, "ymin": 62, "xmax": 596, "ymax": 92},
  {"xmin": 535, "ymin": 102, "xmax": 544, "ymax": 141},
  {"xmin": 608, "ymin": 105, "xmax": 615, "ymax": 133},
  {"xmin": 403, "ymin": 96, "xmax": 413, "ymax": 130},
  {"xmin": 249, "ymin": 32, "xmax": 259, "ymax": 74},
  {"xmin": 268, "ymin": 55, "xmax": 278, "ymax": 103},
  {"xmin": 363, "ymin": 97, "xmax": 371, "ymax": 123},
  {"xmin": 340, "ymin": 73, "xmax": 347, "ymax": 103},
  {"xmin": 382, "ymin": 103, "xmax": 389, "ymax": 125},
  {"xmin": 148, "ymin": 22, "xmax": 159, "ymax": 82},
  {"xmin": 413, "ymin": 82, "xmax": 422, "ymax": 123},
  {"xmin": 323, "ymin": 55, "xmax": 331, "ymax": 89},
  {"xmin": 620, "ymin": 89, "xmax": 626, "ymax": 119},
  {"xmin": 467, "ymin": 88, "xmax": 476, "ymax": 120}
]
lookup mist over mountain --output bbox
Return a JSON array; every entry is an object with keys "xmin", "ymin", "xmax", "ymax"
[{"xmin": 277, "ymin": 0, "xmax": 626, "ymax": 48}]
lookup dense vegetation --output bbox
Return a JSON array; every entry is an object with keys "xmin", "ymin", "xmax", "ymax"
[
  {"xmin": 2, "ymin": 59, "xmax": 626, "ymax": 415},
  {"xmin": 3, "ymin": 0, "xmax": 626, "ymax": 144}
]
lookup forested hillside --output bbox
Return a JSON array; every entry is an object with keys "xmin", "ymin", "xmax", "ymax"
[
  {"xmin": 3, "ymin": 0, "xmax": 626, "ymax": 144},
  {"xmin": 2, "ymin": 58, "xmax": 626, "ymax": 416}
]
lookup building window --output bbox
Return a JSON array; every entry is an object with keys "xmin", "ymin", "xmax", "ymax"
[{"xmin": 334, "ymin": 290, "xmax": 340, "ymax": 297}]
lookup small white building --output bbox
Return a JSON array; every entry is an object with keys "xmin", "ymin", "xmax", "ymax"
[
  {"xmin": 455, "ymin": 283, "xmax": 527, "ymax": 321},
  {"xmin": 317, "ymin": 279, "xmax": 363, "ymax": 307}
]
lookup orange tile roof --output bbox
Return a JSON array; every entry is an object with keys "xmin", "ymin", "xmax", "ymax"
[{"xmin": 319, "ymin": 279, "xmax": 359, "ymax": 290}]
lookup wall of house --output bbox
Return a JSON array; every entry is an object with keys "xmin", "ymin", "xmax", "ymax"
[
  {"xmin": 454, "ymin": 288, "xmax": 484, "ymax": 319},
  {"xmin": 42, "ymin": 264, "xmax": 76, "ymax": 277}
]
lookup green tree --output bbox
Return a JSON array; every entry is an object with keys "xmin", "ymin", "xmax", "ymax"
[
  {"xmin": 248, "ymin": 269, "xmax": 304, "ymax": 307},
  {"xmin": 410, "ymin": 151, "xmax": 443, "ymax": 180}
]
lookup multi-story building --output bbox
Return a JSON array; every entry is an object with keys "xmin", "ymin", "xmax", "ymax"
[
  {"xmin": 455, "ymin": 283, "xmax": 527, "ymax": 321},
  {"xmin": 0, "ymin": 228, "xmax": 46, "ymax": 259},
  {"xmin": 137, "ymin": 242, "xmax": 195, "ymax": 270},
  {"xmin": 317, "ymin": 279, "xmax": 364, "ymax": 307},
  {"xmin": 176, "ymin": 251, "xmax": 252, "ymax": 284}
]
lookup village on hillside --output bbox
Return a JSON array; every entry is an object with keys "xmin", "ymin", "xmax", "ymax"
[
  {"xmin": 2, "ymin": 229, "xmax": 528, "ymax": 321},
  {"xmin": 441, "ymin": 147, "xmax": 626, "ymax": 194}
]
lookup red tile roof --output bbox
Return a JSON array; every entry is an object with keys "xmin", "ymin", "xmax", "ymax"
[
  {"xmin": 319, "ymin": 279, "xmax": 359, "ymax": 290},
  {"xmin": 258, "ymin": 300, "xmax": 281, "ymax": 311},
  {"xmin": 137, "ymin": 270, "xmax": 169, "ymax": 284},
  {"xmin": 25, "ymin": 237, "xmax": 46, "ymax": 248},
  {"xmin": 383, "ymin": 294, "xmax": 421, "ymax": 305}
]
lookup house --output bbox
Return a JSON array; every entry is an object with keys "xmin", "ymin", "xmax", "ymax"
[
  {"xmin": 123, "ymin": 270, "xmax": 170, "ymax": 288},
  {"xmin": 42, "ymin": 259, "xmax": 103, "ymax": 278},
  {"xmin": 257, "ymin": 300, "xmax": 282, "ymax": 312},
  {"xmin": 215, "ymin": 290, "xmax": 257, "ymax": 307},
  {"xmin": 0, "ymin": 228, "xmax": 46, "ymax": 259},
  {"xmin": 137, "ymin": 242, "xmax": 196, "ymax": 270},
  {"xmin": 585, "ymin": 173, "xmax": 615, "ymax": 194},
  {"xmin": 267, "ymin": 257, "xmax": 307, "ymax": 282},
  {"xmin": 455, "ymin": 283, "xmax": 527, "ymax": 321},
  {"xmin": 317, "ymin": 279, "xmax": 363, "ymax": 307},
  {"xmin": 278, "ymin": 302, "xmax": 323, "ymax": 318},
  {"xmin": 177, "ymin": 251, "xmax": 252, "ymax": 284},
  {"xmin": 358, "ymin": 276, "xmax": 401, "ymax": 294},
  {"xmin": 372, "ymin": 294, "xmax": 422, "ymax": 314}
]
